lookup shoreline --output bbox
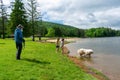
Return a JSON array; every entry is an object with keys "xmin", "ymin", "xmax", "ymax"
[
  {"xmin": 62, "ymin": 47, "xmax": 109, "ymax": 80},
  {"xmin": 46, "ymin": 37, "xmax": 109, "ymax": 80},
  {"xmin": 66, "ymin": 55, "xmax": 109, "ymax": 80}
]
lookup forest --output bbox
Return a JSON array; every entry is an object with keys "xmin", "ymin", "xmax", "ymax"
[{"xmin": 37, "ymin": 21, "xmax": 120, "ymax": 38}]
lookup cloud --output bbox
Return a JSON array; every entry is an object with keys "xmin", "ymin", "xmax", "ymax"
[
  {"xmin": 3, "ymin": 0, "xmax": 10, "ymax": 5},
  {"xmin": 37, "ymin": 0, "xmax": 120, "ymax": 29},
  {"xmin": 94, "ymin": 7, "xmax": 120, "ymax": 29}
]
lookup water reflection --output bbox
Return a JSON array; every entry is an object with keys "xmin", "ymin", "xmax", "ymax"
[{"xmin": 79, "ymin": 57, "xmax": 95, "ymax": 64}]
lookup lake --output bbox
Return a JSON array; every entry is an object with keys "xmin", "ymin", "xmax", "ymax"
[{"xmin": 66, "ymin": 37, "xmax": 120, "ymax": 80}]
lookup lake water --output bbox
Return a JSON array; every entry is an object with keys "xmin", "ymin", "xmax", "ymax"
[{"xmin": 66, "ymin": 37, "xmax": 120, "ymax": 80}]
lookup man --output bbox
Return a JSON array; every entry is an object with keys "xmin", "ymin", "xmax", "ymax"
[{"xmin": 14, "ymin": 24, "xmax": 24, "ymax": 60}]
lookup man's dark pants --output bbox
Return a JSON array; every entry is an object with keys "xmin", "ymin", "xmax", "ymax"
[{"xmin": 16, "ymin": 43, "xmax": 22, "ymax": 60}]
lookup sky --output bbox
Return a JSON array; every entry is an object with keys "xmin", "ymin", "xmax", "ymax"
[{"xmin": 3, "ymin": 0, "xmax": 120, "ymax": 30}]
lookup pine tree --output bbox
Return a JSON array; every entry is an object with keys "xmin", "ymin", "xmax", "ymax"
[{"xmin": 9, "ymin": 0, "xmax": 30, "ymax": 37}]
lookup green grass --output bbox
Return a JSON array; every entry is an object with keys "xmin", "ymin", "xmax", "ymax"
[{"xmin": 0, "ymin": 39, "xmax": 97, "ymax": 80}]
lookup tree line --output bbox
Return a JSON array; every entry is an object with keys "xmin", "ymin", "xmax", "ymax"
[
  {"xmin": 37, "ymin": 22, "xmax": 120, "ymax": 38},
  {"xmin": 27, "ymin": 21, "xmax": 120, "ymax": 38},
  {"xmin": 85, "ymin": 27, "xmax": 120, "ymax": 37}
]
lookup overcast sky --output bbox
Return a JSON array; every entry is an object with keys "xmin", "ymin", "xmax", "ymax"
[{"xmin": 4, "ymin": 0, "xmax": 120, "ymax": 29}]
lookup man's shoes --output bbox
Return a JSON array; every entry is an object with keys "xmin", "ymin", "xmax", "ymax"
[{"xmin": 16, "ymin": 58, "xmax": 20, "ymax": 60}]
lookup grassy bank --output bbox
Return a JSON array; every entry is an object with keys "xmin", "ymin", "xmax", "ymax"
[{"xmin": 0, "ymin": 39, "xmax": 97, "ymax": 80}]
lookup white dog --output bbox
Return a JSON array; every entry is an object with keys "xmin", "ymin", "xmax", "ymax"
[{"xmin": 77, "ymin": 48, "xmax": 93, "ymax": 57}]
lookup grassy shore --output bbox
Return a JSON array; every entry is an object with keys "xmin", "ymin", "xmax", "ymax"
[
  {"xmin": 45, "ymin": 37, "xmax": 109, "ymax": 80},
  {"xmin": 0, "ymin": 38, "xmax": 97, "ymax": 80}
]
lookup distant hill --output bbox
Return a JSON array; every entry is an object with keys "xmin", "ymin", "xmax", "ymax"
[
  {"xmin": 42, "ymin": 21, "xmax": 78, "ymax": 29},
  {"xmin": 36, "ymin": 21, "xmax": 120, "ymax": 37},
  {"xmin": 39, "ymin": 21, "xmax": 85, "ymax": 37}
]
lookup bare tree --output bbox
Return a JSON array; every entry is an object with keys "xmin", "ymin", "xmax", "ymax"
[{"xmin": 27, "ymin": 0, "xmax": 39, "ymax": 41}]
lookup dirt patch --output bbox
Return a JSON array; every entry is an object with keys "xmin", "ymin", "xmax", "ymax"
[{"xmin": 46, "ymin": 38, "xmax": 79, "ymax": 43}]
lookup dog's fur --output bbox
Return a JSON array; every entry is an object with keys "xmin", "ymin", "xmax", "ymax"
[{"xmin": 77, "ymin": 48, "xmax": 93, "ymax": 57}]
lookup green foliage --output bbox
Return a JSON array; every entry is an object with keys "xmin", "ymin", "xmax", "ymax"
[
  {"xmin": 37, "ymin": 22, "xmax": 120, "ymax": 38},
  {"xmin": 53, "ymin": 27, "xmax": 62, "ymax": 37},
  {"xmin": 116, "ymin": 30, "xmax": 120, "ymax": 36},
  {"xmin": 9, "ymin": 0, "xmax": 30, "ymax": 37},
  {"xmin": 0, "ymin": 39, "xmax": 97, "ymax": 80},
  {"xmin": 85, "ymin": 28, "xmax": 96, "ymax": 37},
  {"xmin": 0, "ymin": 18, "xmax": 2, "ymax": 35},
  {"xmin": 36, "ymin": 21, "xmax": 48, "ymax": 37},
  {"xmin": 46, "ymin": 28, "xmax": 55, "ymax": 37},
  {"xmin": 85, "ymin": 27, "xmax": 118, "ymax": 37},
  {"xmin": 42, "ymin": 21, "xmax": 85, "ymax": 37}
]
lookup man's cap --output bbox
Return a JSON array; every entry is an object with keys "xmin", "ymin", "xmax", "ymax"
[{"xmin": 17, "ymin": 24, "xmax": 23, "ymax": 28}]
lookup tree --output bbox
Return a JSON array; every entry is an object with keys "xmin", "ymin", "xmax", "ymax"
[
  {"xmin": 27, "ymin": 0, "xmax": 38, "ymax": 41},
  {"xmin": 0, "ymin": 0, "xmax": 7, "ymax": 39},
  {"xmin": 53, "ymin": 27, "xmax": 62, "ymax": 37},
  {"xmin": 9, "ymin": 0, "xmax": 29, "ymax": 37},
  {"xmin": 85, "ymin": 27, "xmax": 118, "ymax": 37},
  {"xmin": 46, "ymin": 28, "xmax": 55, "ymax": 37},
  {"xmin": 35, "ymin": 15, "xmax": 47, "ymax": 41},
  {"xmin": 116, "ymin": 30, "xmax": 120, "ymax": 36},
  {"xmin": 85, "ymin": 28, "xmax": 96, "ymax": 37},
  {"xmin": 38, "ymin": 24, "xmax": 47, "ymax": 37},
  {"xmin": 0, "ymin": 18, "xmax": 2, "ymax": 37}
]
